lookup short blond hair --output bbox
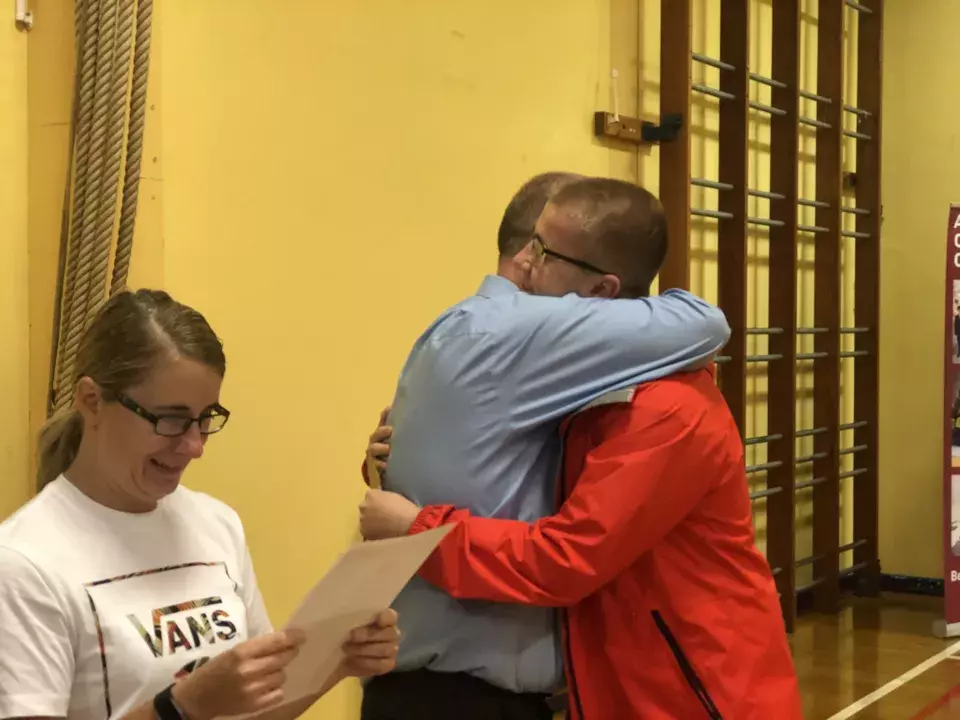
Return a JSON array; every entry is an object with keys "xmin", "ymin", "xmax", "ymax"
[{"xmin": 549, "ymin": 178, "xmax": 668, "ymax": 297}]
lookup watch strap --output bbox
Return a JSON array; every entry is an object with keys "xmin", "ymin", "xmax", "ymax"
[{"xmin": 154, "ymin": 684, "xmax": 186, "ymax": 720}]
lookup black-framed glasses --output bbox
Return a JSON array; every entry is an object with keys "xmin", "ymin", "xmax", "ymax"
[
  {"xmin": 531, "ymin": 234, "xmax": 613, "ymax": 276},
  {"xmin": 113, "ymin": 392, "xmax": 230, "ymax": 437}
]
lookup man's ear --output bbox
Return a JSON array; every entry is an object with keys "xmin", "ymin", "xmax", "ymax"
[
  {"xmin": 75, "ymin": 377, "xmax": 104, "ymax": 428},
  {"xmin": 511, "ymin": 243, "xmax": 534, "ymax": 273},
  {"xmin": 589, "ymin": 274, "xmax": 621, "ymax": 299}
]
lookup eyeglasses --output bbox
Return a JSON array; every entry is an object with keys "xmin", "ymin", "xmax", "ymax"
[
  {"xmin": 531, "ymin": 234, "xmax": 613, "ymax": 276},
  {"xmin": 113, "ymin": 392, "xmax": 230, "ymax": 437}
]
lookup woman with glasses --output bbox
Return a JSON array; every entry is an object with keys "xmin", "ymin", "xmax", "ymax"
[{"xmin": 0, "ymin": 290, "xmax": 399, "ymax": 720}]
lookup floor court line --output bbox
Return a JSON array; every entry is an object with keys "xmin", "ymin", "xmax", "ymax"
[
  {"xmin": 907, "ymin": 683, "xmax": 960, "ymax": 720},
  {"xmin": 826, "ymin": 638, "xmax": 960, "ymax": 720}
]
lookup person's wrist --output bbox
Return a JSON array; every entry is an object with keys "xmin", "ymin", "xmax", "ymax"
[
  {"xmin": 406, "ymin": 506, "xmax": 430, "ymax": 536},
  {"xmin": 170, "ymin": 676, "xmax": 206, "ymax": 720},
  {"xmin": 399, "ymin": 505, "xmax": 420, "ymax": 535}
]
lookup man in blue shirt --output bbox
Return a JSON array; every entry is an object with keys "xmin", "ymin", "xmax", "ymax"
[{"xmin": 360, "ymin": 175, "xmax": 730, "ymax": 720}]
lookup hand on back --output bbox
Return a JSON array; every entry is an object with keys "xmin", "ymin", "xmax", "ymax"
[{"xmin": 366, "ymin": 406, "xmax": 392, "ymax": 480}]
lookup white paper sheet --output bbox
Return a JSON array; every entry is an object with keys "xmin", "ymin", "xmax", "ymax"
[{"xmin": 266, "ymin": 525, "xmax": 454, "ymax": 709}]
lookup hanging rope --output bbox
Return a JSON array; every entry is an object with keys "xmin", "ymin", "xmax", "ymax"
[
  {"xmin": 49, "ymin": 0, "xmax": 151, "ymax": 415},
  {"xmin": 84, "ymin": 0, "xmax": 135, "ymax": 320},
  {"xmin": 112, "ymin": 0, "xmax": 153, "ymax": 294},
  {"xmin": 51, "ymin": 0, "xmax": 100, "ymax": 412},
  {"xmin": 54, "ymin": 0, "xmax": 123, "ymax": 412}
]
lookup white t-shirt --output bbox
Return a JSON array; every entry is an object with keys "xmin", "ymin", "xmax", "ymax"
[{"xmin": 0, "ymin": 477, "xmax": 273, "ymax": 720}]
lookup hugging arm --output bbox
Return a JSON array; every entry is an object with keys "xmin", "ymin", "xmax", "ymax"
[
  {"xmin": 505, "ymin": 289, "xmax": 729, "ymax": 423},
  {"xmin": 408, "ymin": 409, "xmax": 711, "ymax": 606}
]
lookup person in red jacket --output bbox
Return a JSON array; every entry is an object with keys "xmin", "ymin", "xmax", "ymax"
[
  {"xmin": 359, "ymin": 367, "xmax": 802, "ymax": 719},
  {"xmin": 357, "ymin": 178, "xmax": 803, "ymax": 717}
]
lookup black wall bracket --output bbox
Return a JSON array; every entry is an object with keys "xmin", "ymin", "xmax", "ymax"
[{"xmin": 594, "ymin": 111, "xmax": 684, "ymax": 145}]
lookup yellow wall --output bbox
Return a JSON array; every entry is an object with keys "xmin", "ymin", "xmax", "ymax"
[
  {"xmin": 26, "ymin": 0, "xmax": 75, "ymax": 485},
  {"xmin": 153, "ymin": 1, "xmax": 631, "ymax": 714},
  {"xmin": 0, "ymin": 16, "xmax": 31, "ymax": 518},
  {"xmin": 876, "ymin": 0, "xmax": 960, "ymax": 578}
]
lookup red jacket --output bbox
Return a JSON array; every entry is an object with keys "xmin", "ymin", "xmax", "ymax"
[{"xmin": 407, "ymin": 368, "xmax": 803, "ymax": 719}]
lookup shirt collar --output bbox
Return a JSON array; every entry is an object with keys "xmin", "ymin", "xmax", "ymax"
[{"xmin": 476, "ymin": 274, "xmax": 520, "ymax": 299}]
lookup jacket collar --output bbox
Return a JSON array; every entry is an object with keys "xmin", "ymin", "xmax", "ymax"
[
  {"xmin": 565, "ymin": 364, "xmax": 718, "ymax": 425},
  {"xmin": 559, "ymin": 385, "xmax": 638, "ymax": 435},
  {"xmin": 573, "ymin": 387, "xmax": 639, "ymax": 416}
]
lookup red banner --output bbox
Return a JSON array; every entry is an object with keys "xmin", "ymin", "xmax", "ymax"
[{"xmin": 943, "ymin": 205, "xmax": 960, "ymax": 628}]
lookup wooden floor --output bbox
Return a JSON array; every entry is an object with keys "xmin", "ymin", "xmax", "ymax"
[{"xmin": 793, "ymin": 593, "xmax": 960, "ymax": 719}]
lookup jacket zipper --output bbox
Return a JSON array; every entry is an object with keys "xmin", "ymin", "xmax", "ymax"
[
  {"xmin": 559, "ymin": 421, "xmax": 586, "ymax": 720},
  {"xmin": 651, "ymin": 610, "xmax": 724, "ymax": 719}
]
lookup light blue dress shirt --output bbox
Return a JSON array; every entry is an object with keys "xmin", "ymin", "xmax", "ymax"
[{"xmin": 383, "ymin": 275, "xmax": 731, "ymax": 694}]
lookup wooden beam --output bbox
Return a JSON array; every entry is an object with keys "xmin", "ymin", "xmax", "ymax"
[
  {"xmin": 717, "ymin": 0, "xmax": 750, "ymax": 434},
  {"xmin": 812, "ymin": 0, "xmax": 845, "ymax": 614},
  {"xmin": 658, "ymin": 0, "xmax": 692, "ymax": 291},
  {"xmin": 852, "ymin": 0, "xmax": 883, "ymax": 596},
  {"xmin": 767, "ymin": 0, "xmax": 801, "ymax": 633}
]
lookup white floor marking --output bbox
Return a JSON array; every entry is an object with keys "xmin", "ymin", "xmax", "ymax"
[{"xmin": 827, "ymin": 638, "xmax": 960, "ymax": 720}]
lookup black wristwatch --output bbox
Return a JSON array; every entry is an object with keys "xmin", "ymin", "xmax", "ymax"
[{"xmin": 154, "ymin": 685, "xmax": 186, "ymax": 720}]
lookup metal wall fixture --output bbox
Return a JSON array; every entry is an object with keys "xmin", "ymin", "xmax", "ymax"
[{"xmin": 15, "ymin": 0, "xmax": 34, "ymax": 30}]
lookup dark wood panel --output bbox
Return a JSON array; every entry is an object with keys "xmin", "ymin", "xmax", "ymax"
[
  {"xmin": 767, "ymin": 0, "xmax": 801, "ymax": 633},
  {"xmin": 853, "ymin": 0, "xmax": 884, "ymax": 597},
  {"xmin": 812, "ymin": 0, "xmax": 845, "ymax": 614},
  {"xmin": 717, "ymin": 0, "xmax": 750, "ymax": 434},
  {"xmin": 658, "ymin": 0, "xmax": 692, "ymax": 291}
]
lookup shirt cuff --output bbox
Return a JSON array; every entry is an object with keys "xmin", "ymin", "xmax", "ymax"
[
  {"xmin": 0, "ymin": 693, "xmax": 71, "ymax": 719},
  {"xmin": 408, "ymin": 505, "xmax": 453, "ymax": 536}
]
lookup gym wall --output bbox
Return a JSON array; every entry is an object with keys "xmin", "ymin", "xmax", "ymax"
[{"xmin": 0, "ymin": 12, "xmax": 30, "ymax": 520}]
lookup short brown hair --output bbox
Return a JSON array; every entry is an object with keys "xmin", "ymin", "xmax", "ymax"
[
  {"xmin": 548, "ymin": 178, "xmax": 668, "ymax": 297},
  {"xmin": 37, "ymin": 290, "xmax": 226, "ymax": 490},
  {"xmin": 497, "ymin": 172, "xmax": 582, "ymax": 258}
]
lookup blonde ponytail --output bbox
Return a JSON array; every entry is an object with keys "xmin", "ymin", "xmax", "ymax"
[{"xmin": 36, "ymin": 409, "xmax": 84, "ymax": 492}]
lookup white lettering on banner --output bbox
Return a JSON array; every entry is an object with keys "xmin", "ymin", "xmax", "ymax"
[
  {"xmin": 954, "ymin": 213, "xmax": 960, "ymax": 229},
  {"xmin": 952, "ymin": 571, "xmax": 959, "ymax": 582}
]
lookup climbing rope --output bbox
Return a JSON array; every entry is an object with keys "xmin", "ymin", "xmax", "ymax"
[
  {"xmin": 50, "ymin": 0, "xmax": 151, "ymax": 414},
  {"xmin": 83, "ymin": 0, "xmax": 135, "ymax": 321},
  {"xmin": 51, "ymin": 0, "xmax": 100, "ymax": 413},
  {"xmin": 112, "ymin": 0, "xmax": 153, "ymax": 295},
  {"xmin": 58, "ymin": 0, "xmax": 123, "ymax": 389}
]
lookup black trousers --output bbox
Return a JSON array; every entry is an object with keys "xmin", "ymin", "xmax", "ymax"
[{"xmin": 361, "ymin": 669, "xmax": 555, "ymax": 720}]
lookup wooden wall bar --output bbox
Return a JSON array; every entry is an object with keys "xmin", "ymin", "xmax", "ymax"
[
  {"xmin": 717, "ymin": 0, "xmax": 750, "ymax": 433},
  {"xmin": 767, "ymin": 0, "xmax": 802, "ymax": 632},
  {"xmin": 658, "ymin": 0, "xmax": 692, "ymax": 291},
  {"xmin": 811, "ymin": 0, "xmax": 846, "ymax": 614},
  {"xmin": 852, "ymin": 0, "xmax": 884, "ymax": 596},
  {"xmin": 643, "ymin": 0, "xmax": 883, "ymax": 629}
]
